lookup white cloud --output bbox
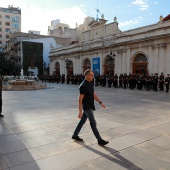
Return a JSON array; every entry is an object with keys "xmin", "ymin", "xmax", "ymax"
[
  {"xmin": 79, "ymin": 4, "xmax": 85, "ymax": 8},
  {"xmin": 23, "ymin": 5, "xmax": 87, "ymax": 35},
  {"xmin": 140, "ymin": 4, "xmax": 149, "ymax": 10},
  {"xmin": 131, "ymin": 0, "xmax": 149, "ymax": 10},
  {"xmin": 138, "ymin": 16, "xmax": 143, "ymax": 19},
  {"xmin": 132, "ymin": 0, "xmax": 146, "ymax": 5},
  {"xmin": 1, "ymin": 0, "xmax": 87, "ymax": 35},
  {"xmin": 119, "ymin": 18, "xmax": 140, "ymax": 27}
]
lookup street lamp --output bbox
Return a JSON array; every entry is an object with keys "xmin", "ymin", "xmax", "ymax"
[
  {"xmin": 65, "ymin": 59, "xmax": 71, "ymax": 69},
  {"xmin": 106, "ymin": 52, "xmax": 116, "ymax": 75},
  {"xmin": 106, "ymin": 52, "xmax": 116, "ymax": 63}
]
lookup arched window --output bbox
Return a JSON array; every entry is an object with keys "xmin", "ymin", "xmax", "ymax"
[
  {"xmin": 133, "ymin": 54, "xmax": 148, "ymax": 75},
  {"xmin": 83, "ymin": 58, "xmax": 91, "ymax": 72},
  {"xmin": 55, "ymin": 62, "xmax": 60, "ymax": 75},
  {"xmin": 134, "ymin": 54, "xmax": 147, "ymax": 62},
  {"xmin": 55, "ymin": 62, "xmax": 60, "ymax": 68},
  {"xmin": 66, "ymin": 60, "xmax": 73, "ymax": 75}
]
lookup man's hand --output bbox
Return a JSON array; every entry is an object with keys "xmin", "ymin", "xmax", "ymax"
[
  {"xmin": 101, "ymin": 103, "xmax": 106, "ymax": 109},
  {"xmin": 78, "ymin": 112, "xmax": 82, "ymax": 119}
]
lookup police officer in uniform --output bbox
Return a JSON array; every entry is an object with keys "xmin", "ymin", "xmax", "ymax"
[
  {"xmin": 165, "ymin": 74, "xmax": 170, "ymax": 93},
  {"xmin": 153, "ymin": 73, "xmax": 158, "ymax": 92}
]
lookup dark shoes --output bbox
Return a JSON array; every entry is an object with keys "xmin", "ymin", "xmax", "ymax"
[
  {"xmin": 0, "ymin": 113, "xmax": 4, "ymax": 118},
  {"xmin": 72, "ymin": 135, "xmax": 83, "ymax": 141},
  {"xmin": 98, "ymin": 139, "xmax": 109, "ymax": 146},
  {"xmin": 72, "ymin": 136, "xmax": 108, "ymax": 145}
]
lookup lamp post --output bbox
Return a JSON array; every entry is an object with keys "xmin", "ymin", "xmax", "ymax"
[
  {"xmin": 106, "ymin": 52, "xmax": 116, "ymax": 75},
  {"xmin": 20, "ymin": 40, "xmax": 24, "ymax": 78},
  {"xmin": 65, "ymin": 58, "xmax": 72, "ymax": 76},
  {"xmin": 65, "ymin": 59, "xmax": 71, "ymax": 69}
]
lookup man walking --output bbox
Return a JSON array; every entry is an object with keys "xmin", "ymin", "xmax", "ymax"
[
  {"xmin": 72, "ymin": 69, "xmax": 109, "ymax": 146},
  {"xmin": 0, "ymin": 75, "xmax": 4, "ymax": 118}
]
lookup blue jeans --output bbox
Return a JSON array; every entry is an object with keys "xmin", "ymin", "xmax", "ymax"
[{"xmin": 73, "ymin": 109, "xmax": 102, "ymax": 141}]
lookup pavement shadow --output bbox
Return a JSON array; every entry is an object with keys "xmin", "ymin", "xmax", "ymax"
[
  {"xmin": 0, "ymin": 93, "xmax": 42, "ymax": 170},
  {"xmin": 76, "ymin": 142, "xmax": 143, "ymax": 170},
  {"xmin": 103, "ymin": 146, "xmax": 143, "ymax": 170}
]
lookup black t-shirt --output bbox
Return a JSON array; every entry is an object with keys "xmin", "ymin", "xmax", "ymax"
[{"xmin": 79, "ymin": 79, "xmax": 95, "ymax": 110}]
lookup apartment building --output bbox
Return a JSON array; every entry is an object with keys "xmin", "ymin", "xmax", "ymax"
[
  {"xmin": 3, "ymin": 31, "xmax": 71, "ymax": 75},
  {"xmin": 0, "ymin": 5, "xmax": 21, "ymax": 52},
  {"xmin": 48, "ymin": 19, "xmax": 86, "ymax": 42}
]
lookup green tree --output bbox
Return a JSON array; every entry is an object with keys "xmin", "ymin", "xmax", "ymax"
[{"xmin": 0, "ymin": 52, "xmax": 21, "ymax": 75}]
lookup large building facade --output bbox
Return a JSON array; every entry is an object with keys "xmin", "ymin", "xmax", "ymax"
[
  {"xmin": 49, "ymin": 14, "xmax": 170, "ymax": 77},
  {"xmin": 0, "ymin": 5, "xmax": 21, "ymax": 52}
]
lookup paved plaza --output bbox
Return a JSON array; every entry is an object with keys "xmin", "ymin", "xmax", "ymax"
[{"xmin": 0, "ymin": 83, "xmax": 170, "ymax": 170}]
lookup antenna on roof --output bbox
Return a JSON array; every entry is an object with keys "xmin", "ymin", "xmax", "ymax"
[{"xmin": 95, "ymin": 2, "xmax": 101, "ymax": 21}]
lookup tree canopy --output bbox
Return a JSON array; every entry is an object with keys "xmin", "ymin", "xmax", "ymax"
[{"xmin": 0, "ymin": 52, "xmax": 21, "ymax": 75}]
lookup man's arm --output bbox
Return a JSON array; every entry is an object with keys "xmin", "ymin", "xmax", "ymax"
[
  {"xmin": 78, "ymin": 94, "xmax": 84, "ymax": 119},
  {"xmin": 94, "ymin": 92, "xmax": 105, "ymax": 109}
]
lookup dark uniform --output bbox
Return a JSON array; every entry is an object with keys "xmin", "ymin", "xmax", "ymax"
[
  {"xmin": 153, "ymin": 73, "xmax": 158, "ymax": 91},
  {"xmin": 61, "ymin": 74, "xmax": 65, "ymax": 84},
  {"xmin": 119, "ymin": 74, "xmax": 123, "ymax": 88},
  {"xmin": 123, "ymin": 74, "xmax": 128, "ymax": 89},
  {"xmin": 113, "ymin": 74, "xmax": 118, "ymax": 88},
  {"xmin": 165, "ymin": 74, "xmax": 170, "ymax": 93},
  {"xmin": 108, "ymin": 76, "xmax": 112, "ymax": 88},
  {"xmin": 159, "ymin": 77, "xmax": 164, "ymax": 91}
]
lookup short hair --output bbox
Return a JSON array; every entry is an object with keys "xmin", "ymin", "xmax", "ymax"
[{"xmin": 84, "ymin": 69, "xmax": 91, "ymax": 76}]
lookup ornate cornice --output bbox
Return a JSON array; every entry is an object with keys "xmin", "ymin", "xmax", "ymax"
[{"xmin": 151, "ymin": 43, "xmax": 167, "ymax": 49}]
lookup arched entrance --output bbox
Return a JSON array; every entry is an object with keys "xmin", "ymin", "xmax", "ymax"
[
  {"xmin": 83, "ymin": 58, "xmax": 91, "ymax": 72},
  {"xmin": 103, "ymin": 57, "xmax": 115, "ymax": 75},
  {"xmin": 66, "ymin": 60, "xmax": 73, "ymax": 75},
  {"xmin": 133, "ymin": 54, "xmax": 148, "ymax": 75},
  {"xmin": 54, "ymin": 61, "xmax": 60, "ymax": 75}
]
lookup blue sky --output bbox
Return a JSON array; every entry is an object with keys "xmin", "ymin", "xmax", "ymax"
[{"xmin": 1, "ymin": 0, "xmax": 170, "ymax": 35}]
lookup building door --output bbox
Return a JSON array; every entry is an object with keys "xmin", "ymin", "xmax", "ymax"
[
  {"xmin": 133, "ymin": 64, "xmax": 147, "ymax": 75},
  {"xmin": 55, "ymin": 62, "xmax": 60, "ymax": 75},
  {"xmin": 67, "ymin": 60, "xmax": 73, "ymax": 75},
  {"xmin": 104, "ymin": 57, "xmax": 114, "ymax": 75},
  {"xmin": 132, "ymin": 54, "xmax": 148, "ymax": 75}
]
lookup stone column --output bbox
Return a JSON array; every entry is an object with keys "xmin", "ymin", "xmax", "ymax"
[
  {"xmin": 116, "ymin": 49, "xmax": 124, "ymax": 75},
  {"xmin": 158, "ymin": 45, "xmax": 165, "ymax": 74},
  {"xmin": 117, "ymin": 52, "xmax": 121, "ymax": 75},
  {"xmin": 163, "ymin": 45, "xmax": 166, "ymax": 75},
  {"xmin": 74, "ymin": 56, "xmax": 80, "ymax": 74},
  {"xmin": 126, "ymin": 47, "xmax": 130, "ymax": 74},
  {"xmin": 148, "ymin": 45, "xmax": 153, "ymax": 74},
  {"xmin": 122, "ymin": 51, "xmax": 125, "ymax": 74},
  {"xmin": 155, "ymin": 46, "xmax": 159, "ymax": 74},
  {"xmin": 60, "ymin": 56, "xmax": 65, "ymax": 75}
]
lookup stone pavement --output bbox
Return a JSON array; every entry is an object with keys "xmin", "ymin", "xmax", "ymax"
[{"xmin": 0, "ymin": 83, "xmax": 170, "ymax": 170}]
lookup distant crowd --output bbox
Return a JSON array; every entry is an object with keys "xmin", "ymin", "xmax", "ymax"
[{"xmin": 38, "ymin": 72, "xmax": 170, "ymax": 93}]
